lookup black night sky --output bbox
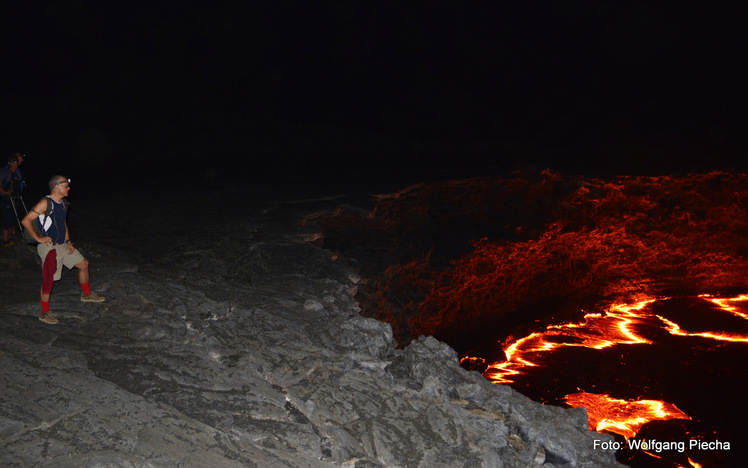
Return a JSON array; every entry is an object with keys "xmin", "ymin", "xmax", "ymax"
[{"xmin": 2, "ymin": 1, "xmax": 747, "ymax": 193}]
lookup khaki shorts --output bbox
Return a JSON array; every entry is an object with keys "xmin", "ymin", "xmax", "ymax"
[{"xmin": 37, "ymin": 243, "xmax": 86, "ymax": 281}]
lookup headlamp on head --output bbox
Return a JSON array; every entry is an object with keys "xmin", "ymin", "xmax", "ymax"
[{"xmin": 56, "ymin": 178, "xmax": 71, "ymax": 185}]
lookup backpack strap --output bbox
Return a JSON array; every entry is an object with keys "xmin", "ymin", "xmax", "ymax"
[
  {"xmin": 42, "ymin": 196, "xmax": 65, "ymax": 238},
  {"xmin": 43, "ymin": 196, "xmax": 68, "ymax": 213}
]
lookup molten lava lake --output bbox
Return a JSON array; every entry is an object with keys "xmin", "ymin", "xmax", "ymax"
[
  {"xmin": 462, "ymin": 294, "xmax": 748, "ymax": 467},
  {"xmin": 319, "ymin": 171, "xmax": 748, "ymax": 467}
]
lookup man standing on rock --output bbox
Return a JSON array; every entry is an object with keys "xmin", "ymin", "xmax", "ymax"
[{"xmin": 21, "ymin": 175, "xmax": 105, "ymax": 324}]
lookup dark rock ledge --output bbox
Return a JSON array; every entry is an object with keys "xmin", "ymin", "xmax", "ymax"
[{"xmin": 1, "ymin": 188, "xmax": 622, "ymax": 467}]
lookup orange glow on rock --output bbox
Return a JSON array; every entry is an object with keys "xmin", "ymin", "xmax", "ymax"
[
  {"xmin": 564, "ymin": 392, "xmax": 691, "ymax": 440},
  {"xmin": 349, "ymin": 171, "xmax": 748, "ymax": 345}
]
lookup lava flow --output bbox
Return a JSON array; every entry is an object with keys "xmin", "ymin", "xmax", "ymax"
[
  {"xmin": 478, "ymin": 298, "xmax": 657, "ymax": 385},
  {"xmin": 317, "ymin": 170, "xmax": 748, "ymax": 464},
  {"xmin": 464, "ymin": 293, "xmax": 748, "ymax": 439},
  {"xmin": 700, "ymin": 293, "xmax": 748, "ymax": 321},
  {"xmin": 563, "ymin": 392, "xmax": 690, "ymax": 440}
]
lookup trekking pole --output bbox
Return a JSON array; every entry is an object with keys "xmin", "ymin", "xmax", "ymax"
[
  {"xmin": 10, "ymin": 196, "xmax": 25, "ymax": 237},
  {"xmin": 18, "ymin": 196, "xmax": 29, "ymax": 233},
  {"xmin": 19, "ymin": 196, "xmax": 28, "ymax": 216}
]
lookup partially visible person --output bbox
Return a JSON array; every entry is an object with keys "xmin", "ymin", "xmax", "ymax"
[
  {"xmin": 9, "ymin": 152, "xmax": 24, "ymax": 167},
  {"xmin": 21, "ymin": 175, "xmax": 105, "ymax": 325},
  {"xmin": 0, "ymin": 154, "xmax": 25, "ymax": 246},
  {"xmin": 0, "ymin": 152, "xmax": 24, "ymax": 171},
  {"xmin": 0, "ymin": 152, "xmax": 26, "ymax": 190}
]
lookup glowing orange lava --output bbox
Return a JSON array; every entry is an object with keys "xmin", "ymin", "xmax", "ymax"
[
  {"xmin": 472, "ymin": 293, "xmax": 748, "ymax": 440},
  {"xmin": 564, "ymin": 392, "xmax": 691, "ymax": 439},
  {"xmin": 701, "ymin": 293, "xmax": 748, "ymax": 321},
  {"xmin": 481, "ymin": 298, "xmax": 657, "ymax": 385},
  {"xmin": 655, "ymin": 294, "xmax": 748, "ymax": 344},
  {"xmin": 656, "ymin": 315, "xmax": 748, "ymax": 343}
]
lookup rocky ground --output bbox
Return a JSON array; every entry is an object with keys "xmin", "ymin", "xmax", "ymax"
[{"xmin": 1, "ymin": 184, "xmax": 622, "ymax": 467}]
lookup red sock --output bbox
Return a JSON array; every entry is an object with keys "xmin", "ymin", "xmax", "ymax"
[
  {"xmin": 81, "ymin": 282, "xmax": 91, "ymax": 296},
  {"xmin": 41, "ymin": 301, "xmax": 50, "ymax": 313}
]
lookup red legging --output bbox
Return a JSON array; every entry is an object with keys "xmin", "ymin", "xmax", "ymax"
[{"xmin": 42, "ymin": 249, "xmax": 57, "ymax": 295}]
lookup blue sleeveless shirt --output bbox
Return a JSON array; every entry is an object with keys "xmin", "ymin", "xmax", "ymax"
[{"xmin": 39, "ymin": 197, "xmax": 67, "ymax": 244}]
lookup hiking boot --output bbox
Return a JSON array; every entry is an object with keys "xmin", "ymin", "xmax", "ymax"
[
  {"xmin": 39, "ymin": 311, "xmax": 59, "ymax": 324},
  {"xmin": 81, "ymin": 291, "xmax": 106, "ymax": 302}
]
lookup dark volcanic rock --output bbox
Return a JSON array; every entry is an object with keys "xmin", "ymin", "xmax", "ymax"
[{"xmin": 1, "ymin": 185, "xmax": 621, "ymax": 467}]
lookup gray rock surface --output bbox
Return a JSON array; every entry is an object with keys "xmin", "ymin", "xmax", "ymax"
[{"xmin": 1, "ymin": 186, "xmax": 622, "ymax": 467}]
